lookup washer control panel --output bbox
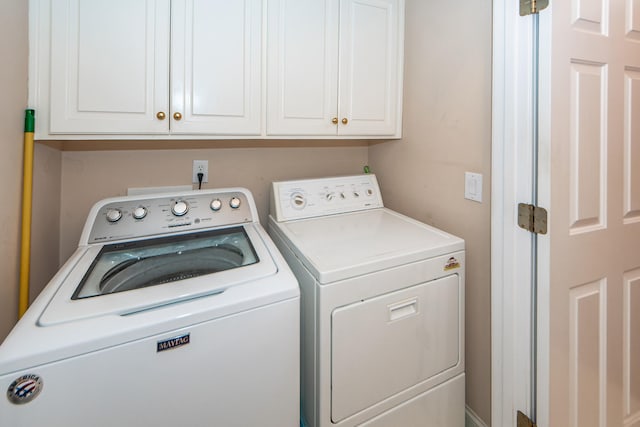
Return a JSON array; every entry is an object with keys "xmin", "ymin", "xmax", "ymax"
[
  {"xmin": 270, "ymin": 174, "xmax": 384, "ymax": 222},
  {"xmin": 85, "ymin": 189, "xmax": 253, "ymax": 244}
]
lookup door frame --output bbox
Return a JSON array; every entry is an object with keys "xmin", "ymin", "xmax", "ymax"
[{"xmin": 491, "ymin": 0, "xmax": 550, "ymax": 425}]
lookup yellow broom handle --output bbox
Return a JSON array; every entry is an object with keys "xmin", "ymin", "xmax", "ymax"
[{"xmin": 19, "ymin": 109, "xmax": 35, "ymax": 318}]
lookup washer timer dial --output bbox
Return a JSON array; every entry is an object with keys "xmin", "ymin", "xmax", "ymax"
[
  {"xmin": 171, "ymin": 200, "xmax": 189, "ymax": 216},
  {"xmin": 210, "ymin": 199, "xmax": 222, "ymax": 211}
]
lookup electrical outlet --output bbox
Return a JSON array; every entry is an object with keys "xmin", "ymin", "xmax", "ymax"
[{"xmin": 192, "ymin": 160, "xmax": 208, "ymax": 184}]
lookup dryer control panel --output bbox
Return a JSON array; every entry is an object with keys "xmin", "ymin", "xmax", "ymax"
[
  {"xmin": 270, "ymin": 175, "xmax": 384, "ymax": 222},
  {"xmin": 82, "ymin": 189, "xmax": 256, "ymax": 244}
]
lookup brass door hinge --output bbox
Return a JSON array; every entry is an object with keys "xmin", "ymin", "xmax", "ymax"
[
  {"xmin": 520, "ymin": 0, "xmax": 549, "ymax": 16},
  {"xmin": 518, "ymin": 203, "xmax": 548, "ymax": 234},
  {"xmin": 517, "ymin": 410, "xmax": 537, "ymax": 427}
]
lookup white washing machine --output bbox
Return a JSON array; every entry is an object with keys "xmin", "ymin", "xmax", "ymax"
[
  {"xmin": 268, "ymin": 175, "xmax": 465, "ymax": 427},
  {"xmin": 0, "ymin": 188, "xmax": 299, "ymax": 427}
]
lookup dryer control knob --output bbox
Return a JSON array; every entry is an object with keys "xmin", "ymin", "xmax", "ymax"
[
  {"xmin": 210, "ymin": 199, "xmax": 222, "ymax": 211},
  {"xmin": 229, "ymin": 197, "xmax": 241, "ymax": 209},
  {"xmin": 172, "ymin": 200, "xmax": 189, "ymax": 216},
  {"xmin": 106, "ymin": 208, "xmax": 122, "ymax": 223},
  {"xmin": 291, "ymin": 193, "xmax": 306, "ymax": 209},
  {"xmin": 132, "ymin": 206, "xmax": 147, "ymax": 219}
]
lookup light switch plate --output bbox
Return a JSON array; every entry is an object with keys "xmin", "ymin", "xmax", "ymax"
[{"xmin": 465, "ymin": 172, "xmax": 483, "ymax": 202}]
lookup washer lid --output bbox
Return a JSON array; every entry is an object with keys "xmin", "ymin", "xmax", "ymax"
[
  {"xmin": 39, "ymin": 225, "xmax": 278, "ymax": 326},
  {"xmin": 271, "ymin": 208, "xmax": 464, "ymax": 284},
  {"xmin": 73, "ymin": 226, "xmax": 257, "ymax": 299}
]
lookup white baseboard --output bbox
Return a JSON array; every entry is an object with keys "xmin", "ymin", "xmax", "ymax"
[{"xmin": 466, "ymin": 405, "xmax": 489, "ymax": 427}]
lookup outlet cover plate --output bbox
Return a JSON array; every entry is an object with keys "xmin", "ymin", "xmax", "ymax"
[
  {"xmin": 192, "ymin": 160, "xmax": 209, "ymax": 184},
  {"xmin": 465, "ymin": 172, "xmax": 482, "ymax": 202}
]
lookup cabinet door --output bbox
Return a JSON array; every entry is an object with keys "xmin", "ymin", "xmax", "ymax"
[
  {"xmin": 49, "ymin": 0, "xmax": 170, "ymax": 134},
  {"xmin": 171, "ymin": 0, "xmax": 262, "ymax": 135},
  {"xmin": 338, "ymin": 0, "xmax": 402, "ymax": 136},
  {"xmin": 266, "ymin": 0, "xmax": 339, "ymax": 135}
]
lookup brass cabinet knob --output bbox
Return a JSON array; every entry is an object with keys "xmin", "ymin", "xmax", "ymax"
[
  {"xmin": 156, "ymin": 112, "xmax": 166, "ymax": 120},
  {"xmin": 332, "ymin": 117, "xmax": 339, "ymax": 125},
  {"xmin": 342, "ymin": 118, "xmax": 348, "ymax": 125},
  {"xmin": 173, "ymin": 112, "xmax": 183, "ymax": 121}
]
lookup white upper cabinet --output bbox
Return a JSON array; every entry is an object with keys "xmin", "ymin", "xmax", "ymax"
[
  {"xmin": 266, "ymin": 0, "xmax": 404, "ymax": 137},
  {"xmin": 338, "ymin": 0, "xmax": 403, "ymax": 136},
  {"xmin": 170, "ymin": 0, "xmax": 262, "ymax": 135},
  {"xmin": 266, "ymin": 0, "xmax": 340, "ymax": 135},
  {"xmin": 48, "ymin": 0, "xmax": 171, "ymax": 134},
  {"xmin": 30, "ymin": 0, "xmax": 403, "ymax": 139},
  {"xmin": 35, "ymin": 0, "xmax": 262, "ymax": 137}
]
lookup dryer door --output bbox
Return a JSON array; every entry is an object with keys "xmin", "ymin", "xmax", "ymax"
[{"xmin": 331, "ymin": 274, "xmax": 462, "ymax": 422}]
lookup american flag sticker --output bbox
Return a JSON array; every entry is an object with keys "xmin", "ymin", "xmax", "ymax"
[{"xmin": 7, "ymin": 374, "xmax": 43, "ymax": 404}]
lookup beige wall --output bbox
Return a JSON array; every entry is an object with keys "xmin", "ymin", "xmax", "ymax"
[
  {"xmin": 57, "ymin": 145, "xmax": 368, "ymax": 263},
  {"xmin": 368, "ymin": 0, "xmax": 492, "ymax": 424},
  {"xmin": 0, "ymin": 0, "xmax": 28, "ymax": 340},
  {"xmin": 30, "ymin": 143, "xmax": 61, "ymax": 300}
]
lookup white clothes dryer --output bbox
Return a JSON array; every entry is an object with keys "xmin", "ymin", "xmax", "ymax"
[
  {"xmin": 0, "ymin": 188, "xmax": 299, "ymax": 427},
  {"xmin": 268, "ymin": 175, "xmax": 465, "ymax": 427}
]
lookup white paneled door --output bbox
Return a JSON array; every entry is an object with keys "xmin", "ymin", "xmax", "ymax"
[
  {"xmin": 493, "ymin": 0, "xmax": 640, "ymax": 426},
  {"xmin": 540, "ymin": 0, "xmax": 640, "ymax": 426}
]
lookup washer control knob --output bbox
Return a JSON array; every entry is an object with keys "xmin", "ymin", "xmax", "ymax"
[
  {"xmin": 210, "ymin": 199, "xmax": 222, "ymax": 211},
  {"xmin": 353, "ymin": 191, "xmax": 360, "ymax": 198},
  {"xmin": 171, "ymin": 200, "xmax": 189, "ymax": 216},
  {"xmin": 106, "ymin": 208, "xmax": 122, "ymax": 223},
  {"xmin": 229, "ymin": 197, "xmax": 241, "ymax": 209},
  {"xmin": 132, "ymin": 206, "xmax": 147, "ymax": 220},
  {"xmin": 325, "ymin": 192, "xmax": 335, "ymax": 201},
  {"xmin": 366, "ymin": 188, "xmax": 374, "ymax": 196}
]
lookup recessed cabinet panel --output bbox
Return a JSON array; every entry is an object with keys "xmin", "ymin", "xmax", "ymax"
[
  {"xmin": 77, "ymin": 4, "xmax": 145, "ymax": 113},
  {"xmin": 339, "ymin": 0, "xmax": 400, "ymax": 136},
  {"xmin": 266, "ymin": 0, "xmax": 339, "ymax": 135},
  {"xmin": 50, "ymin": 0, "xmax": 170, "ymax": 134},
  {"xmin": 171, "ymin": 0, "xmax": 262, "ymax": 135}
]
